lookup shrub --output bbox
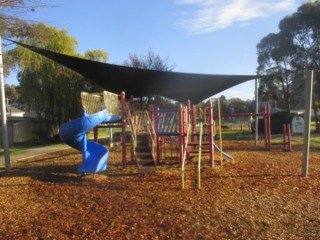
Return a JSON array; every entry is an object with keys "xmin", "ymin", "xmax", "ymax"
[{"xmin": 254, "ymin": 111, "xmax": 295, "ymax": 134}]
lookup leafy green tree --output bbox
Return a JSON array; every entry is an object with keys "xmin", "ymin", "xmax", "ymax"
[
  {"xmin": 4, "ymin": 83, "xmax": 18, "ymax": 103},
  {"xmin": 0, "ymin": 1, "xmax": 49, "ymax": 76},
  {"xmin": 257, "ymin": 1, "xmax": 320, "ymax": 130},
  {"xmin": 257, "ymin": 31, "xmax": 304, "ymax": 113},
  {"xmin": 279, "ymin": 1, "xmax": 320, "ymax": 129},
  {"xmin": 10, "ymin": 23, "xmax": 108, "ymax": 124},
  {"xmin": 219, "ymin": 95, "xmax": 230, "ymax": 114},
  {"xmin": 229, "ymin": 98, "xmax": 249, "ymax": 114}
]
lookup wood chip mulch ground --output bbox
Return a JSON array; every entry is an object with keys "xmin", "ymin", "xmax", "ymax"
[{"xmin": 0, "ymin": 141, "xmax": 319, "ymax": 239}]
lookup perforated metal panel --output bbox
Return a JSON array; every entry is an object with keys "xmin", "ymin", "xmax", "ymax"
[
  {"xmin": 103, "ymin": 91, "xmax": 119, "ymax": 116},
  {"xmin": 80, "ymin": 92, "xmax": 101, "ymax": 115}
]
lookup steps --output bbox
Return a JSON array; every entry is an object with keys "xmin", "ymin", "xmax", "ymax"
[
  {"xmin": 135, "ymin": 134, "xmax": 156, "ymax": 174},
  {"xmin": 188, "ymin": 133, "xmax": 210, "ymax": 155}
]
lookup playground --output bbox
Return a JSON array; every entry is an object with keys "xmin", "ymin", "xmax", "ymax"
[
  {"xmin": 0, "ymin": 89, "xmax": 319, "ymax": 239},
  {"xmin": 0, "ymin": 140, "xmax": 319, "ymax": 239},
  {"xmin": 0, "ymin": 43, "xmax": 318, "ymax": 239}
]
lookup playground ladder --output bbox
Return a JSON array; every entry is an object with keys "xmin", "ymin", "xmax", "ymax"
[
  {"xmin": 128, "ymin": 110, "xmax": 157, "ymax": 174},
  {"xmin": 187, "ymin": 124, "xmax": 211, "ymax": 155},
  {"xmin": 135, "ymin": 133, "xmax": 157, "ymax": 174}
]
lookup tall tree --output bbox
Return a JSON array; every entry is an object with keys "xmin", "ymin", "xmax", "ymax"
[
  {"xmin": 256, "ymin": 1, "xmax": 320, "ymax": 130},
  {"xmin": 279, "ymin": 1, "xmax": 320, "ymax": 130},
  {"xmin": 4, "ymin": 83, "xmax": 18, "ymax": 103},
  {"xmin": 0, "ymin": 0, "xmax": 50, "ymax": 76},
  {"xmin": 123, "ymin": 49, "xmax": 176, "ymax": 108},
  {"xmin": 257, "ymin": 30, "xmax": 304, "ymax": 113},
  {"xmin": 123, "ymin": 48, "xmax": 175, "ymax": 71},
  {"xmin": 11, "ymin": 23, "xmax": 109, "ymax": 124}
]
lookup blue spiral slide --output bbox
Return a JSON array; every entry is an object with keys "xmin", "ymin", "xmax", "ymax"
[{"xmin": 59, "ymin": 109, "xmax": 120, "ymax": 173}]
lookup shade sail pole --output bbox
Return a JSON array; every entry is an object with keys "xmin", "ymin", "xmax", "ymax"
[
  {"xmin": 301, "ymin": 70, "xmax": 313, "ymax": 177},
  {"xmin": 255, "ymin": 78, "xmax": 259, "ymax": 146},
  {"xmin": 0, "ymin": 36, "xmax": 10, "ymax": 171}
]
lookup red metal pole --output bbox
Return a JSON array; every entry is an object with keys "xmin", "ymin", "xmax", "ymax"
[
  {"xmin": 121, "ymin": 91, "xmax": 126, "ymax": 168},
  {"xmin": 130, "ymin": 95, "xmax": 135, "ymax": 130},
  {"xmin": 264, "ymin": 105, "xmax": 268, "ymax": 150},
  {"xmin": 282, "ymin": 124, "xmax": 286, "ymax": 149},
  {"xmin": 93, "ymin": 127, "xmax": 98, "ymax": 143},
  {"xmin": 209, "ymin": 102, "xmax": 214, "ymax": 168},
  {"xmin": 157, "ymin": 135, "xmax": 161, "ymax": 164},
  {"xmin": 130, "ymin": 96, "xmax": 134, "ymax": 163},
  {"xmin": 191, "ymin": 105, "xmax": 197, "ymax": 152},
  {"xmin": 179, "ymin": 105, "xmax": 184, "ymax": 166},
  {"xmin": 264, "ymin": 104, "xmax": 272, "ymax": 150},
  {"xmin": 187, "ymin": 100, "xmax": 191, "ymax": 124},
  {"xmin": 185, "ymin": 102, "xmax": 191, "ymax": 159},
  {"xmin": 268, "ymin": 104, "xmax": 272, "ymax": 150},
  {"xmin": 287, "ymin": 124, "xmax": 292, "ymax": 151}
]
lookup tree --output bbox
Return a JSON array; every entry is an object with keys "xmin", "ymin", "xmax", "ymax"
[
  {"xmin": 256, "ymin": 1, "xmax": 320, "ymax": 130},
  {"xmin": 4, "ymin": 83, "xmax": 18, "ymax": 103},
  {"xmin": 123, "ymin": 48, "xmax": 175, "ymax": 71},
  {"xmin": 278, "ymin": 1, "xmax": 320, "ymax": 130},
  {"xmin": 10, "ymin": 22, "xmax": 109, "ymax": 124},
  {"xmin": 229, "ymin": 98, "xmax": 249, "ymax": 114},
  {"xmin": 123, "ymin": 49, "xmax": 176, "ymax": 109},
  {"xmin": 257, "ymin": 31, "xmax": 304, "ymax": 113},
  {"xmin": 0, "ymin": 1, "xmax": 52, "ymax": 76},
  {"xmin": 218, "ymin": 95, "xmax": 229, "ymax": 114}
]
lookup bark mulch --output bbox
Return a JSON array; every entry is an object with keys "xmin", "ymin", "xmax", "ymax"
[{"xmin": 0, "ymin": 141, "xmax": 319, "ymax": 239}]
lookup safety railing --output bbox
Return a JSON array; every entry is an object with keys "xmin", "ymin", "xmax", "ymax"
[
  {"xmin": 153, "ymin": 109, "xmax": 179, "ymax": 135},
  {"xmin": 103, "ymin": 90, "xmax": 120, "ymax": 116},
  {"xmin": 80, "ymin": 92, "xmax": 102, "ymax": 115},
  {"xmin": 145, "ymin": 111, "xmax": 157, "ymax": 160},
  {"xmin": 128, "ymin": 109, "xmax": 157, "ymax": 162}
]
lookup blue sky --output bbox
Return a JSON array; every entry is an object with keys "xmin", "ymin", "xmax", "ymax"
[{"xmin": 6, "ymin": 0, "xmax": 310, "ymax": 100}]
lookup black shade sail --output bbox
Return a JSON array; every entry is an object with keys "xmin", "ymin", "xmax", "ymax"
[{"xmin": 12, "ymin": 40, "xmax": 260, "ymax": 103}]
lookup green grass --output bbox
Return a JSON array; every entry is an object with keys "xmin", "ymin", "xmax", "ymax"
[
  {"xmin": 0, "ymin": 148, "xmax": 28, "ymax": 158},
  {"xmin": 268, "ymin": 134, "xmax": 319, "ymax": 150}
]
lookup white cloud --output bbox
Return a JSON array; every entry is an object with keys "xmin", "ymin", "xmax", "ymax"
[{"xmin": 175, "ymin": 0, "xmax": 298, "ymax": 34}]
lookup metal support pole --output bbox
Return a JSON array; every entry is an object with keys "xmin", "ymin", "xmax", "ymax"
[
  {"xmin": 302, "ymin": 71, "xmax": 313, "ymax": 177},
  {"xmin": 209, "ymin": 102, "xmax": 214, "ymax": 168},
  {"xmin": 0, "ymin": 36, "xmax": 10, "ymax": 171},
  {"xmin": 268, "ymin": 104, "xmax": 272, "ymax": 150},
  {"xmin": 120, "ymin": 91, "xmax": 126, "ymax": 168},
  {"xmin": 255, "ymin": 78, "xmax": 259, "ymax": 146}
]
